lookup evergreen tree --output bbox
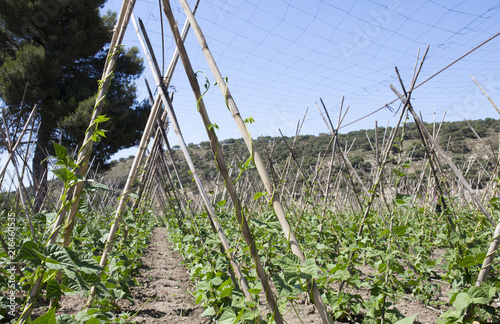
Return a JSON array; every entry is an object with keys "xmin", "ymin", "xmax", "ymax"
[{"xmin": 0, "ymin": 0, "xmax": 149, "ymax": 211}]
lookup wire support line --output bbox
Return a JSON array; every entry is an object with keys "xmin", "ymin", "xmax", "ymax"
[{"xmin": 293, "ymin": 30, "xmax": 500, "ymax": 150}]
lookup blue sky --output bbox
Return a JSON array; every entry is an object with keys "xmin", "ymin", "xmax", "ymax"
[
  {"xmin": 2, "ymin": 0, "xmax": 499, "ymax": 189},
  {"xmin": 102, "ymin": 0, "xmax": 500, "ymax": 159}
]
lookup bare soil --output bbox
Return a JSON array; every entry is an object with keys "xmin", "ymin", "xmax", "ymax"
[{"xmin": 116, "ymin": 227, "xmax": 208, "ymax": 323}]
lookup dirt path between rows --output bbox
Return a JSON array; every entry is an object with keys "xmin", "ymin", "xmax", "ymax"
[
  {"xmin": 118, "ymin": 227, "xmax": 209, "ymax": 323},
  {"xmin": 36, "ymin": 227, "xmax": 447, "ymax": 323}
]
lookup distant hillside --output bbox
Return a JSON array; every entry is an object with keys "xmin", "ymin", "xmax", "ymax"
[{"xmin": 105, "ymin": 118, "xmax": 500, "ymax": 191}]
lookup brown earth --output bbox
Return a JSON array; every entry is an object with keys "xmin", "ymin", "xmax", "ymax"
[{"xmin": 116, "ymin": 227, "xmax": 209, "ymax": 323}]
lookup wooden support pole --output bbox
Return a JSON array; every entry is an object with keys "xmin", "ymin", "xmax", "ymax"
[
  {"xmin": 85, "ymin": 48, "xmax": 163, "ymax": 308},
  {"xmin": 131, "ymin": 10, "xmax": 254, "ymax": 303},
  {"xmin": 0, "ymin": 105, "xmax": 37, "ymax": 187},
  {"xmin": 58, "ymin": 0, "xmax": 138, "ymax": 249},
  {"xmin": 162, "ymin": 2, "xmax": 279, "ymax": 320},
  {"xmin": 390, "ymin": 79, "xmax": 500, "ymax": 287},
  {"xmin": 175, "ymin": 1, "xmax": 331, "ymax": 322},
  {"xmin": 391, "ymin": 87, "xmax": 495, "ymax": 227}
]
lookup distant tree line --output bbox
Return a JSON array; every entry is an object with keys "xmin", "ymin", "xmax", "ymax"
[{"xmin": 155, "ymin": 118, "xmax": 498, "ymax": 192}]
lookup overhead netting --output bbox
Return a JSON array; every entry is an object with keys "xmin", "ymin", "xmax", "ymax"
[{"xmin": 104, "ymin": 0, "xmax": 500, "ymax": 143}]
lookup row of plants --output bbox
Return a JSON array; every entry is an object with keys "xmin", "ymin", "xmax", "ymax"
[
  {"xmin": 0, "ymin": 206, "xmax": 158, "ymax": 323},
  {"xmin": 162, "ymin": 179, "xmax": 500, "ymax": 323},
  {"xmin": 3, "ymin": 106, "xmax": 497, "ymax": 324},
  {"xmin": 0, "ymin": 141, "xmax": 159, "ymax": 324},
  {"xmin": 155, "ymin": 97, "xmax": 500, "ymax": 323},
  {"xmin": 2, "ymin": 144, "xmax": 497, "ymax": 324},
  {"xmin": 0, "ymin": 29, "xmax": 161, "ymax": 322}
]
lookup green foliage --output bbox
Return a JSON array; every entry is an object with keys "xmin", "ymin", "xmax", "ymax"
[
  {"xmin": 161, "ymin": 176, "xmax": 500, "ymax": 324},
  {"xmin": 0, "ymin": 0, "xmax": 150, "ymax": 190},
  {"xmin": 0, "ymin": 205, "xmax": 156, "ymax": 323},
  {"xmin": 159, "ymin": 118, "xmax": 499, "ymax": 193},
  {"xmin": 0, "ymin": 141, "xmax": 157, "ymax": 323},
  {"xmin": 30, "ymin": 307, "xmax": 56, "ymax": 324},
  {"xmin": 439, "ymin": 284, "xmax": 499, "ymax": 323}
]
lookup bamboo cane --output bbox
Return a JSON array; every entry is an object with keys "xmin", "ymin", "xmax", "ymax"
[
  {"xmin": 0, "ymin": 111, "xmax": 37, "ymax": 243},
  {"xmin": 470, "ymin": 75, "xmax": 500, "ymax": 115},
  {"xmin": 85, "ymin": 45, "xmax": 163, "ymax": 309},
  {"xmin": 162, "ymin": 5, "xmax": 281, "ymax": 317},
  {"xmin": 391, "ymin": 87, "xmax": 495, "ymax": 227},
  {"xmin": 175, "ymin": 1, "xmax": 331, "ymax": 321},
  {"xmin": 0, "ymin": 105, "xmax": 37, "ymax": 187},
  {"xmin": 129, "ymin": 11, "xmax": 254, "ymax": 303},
  {"xmin": 53, "ymin": 0, "xmax": 138, "ymax": 250},
  {"xmin": 15, "ymin": 3, "xmax": 140, "ymax": 319}
]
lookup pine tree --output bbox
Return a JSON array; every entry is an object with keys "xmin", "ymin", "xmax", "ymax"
[{"xmin": 0, "ymin": 0, "xmax": 149, "ymax": 211}]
